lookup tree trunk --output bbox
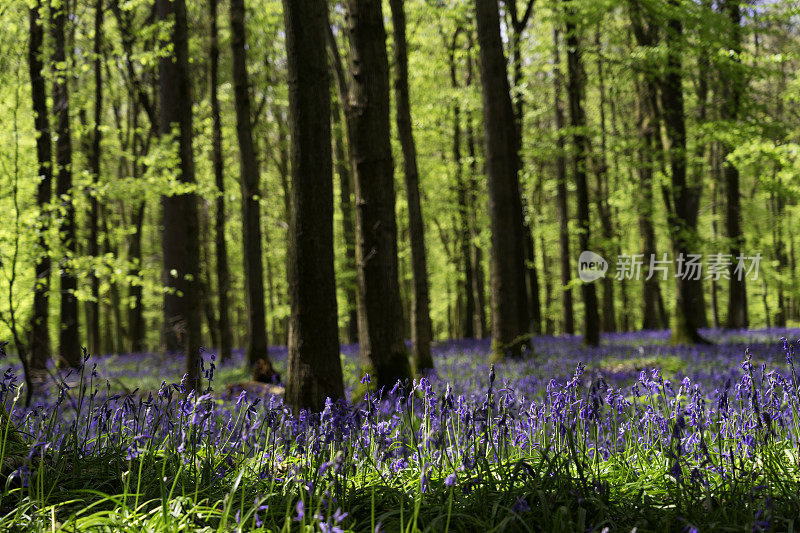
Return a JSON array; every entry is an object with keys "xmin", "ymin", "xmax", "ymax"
[
  {"xmin": 27, "ymin": 0, "xmax": 53, "ymax": 371},
  {"xmin": 390, "ymin": 0, "xmax": 434, "ymax": 371},
  {"xmin": 475, "ymin": 0, "xmax": 530, "ymax": 359},
  {"xmin": 51, "ymin": 0, "xmax": 82, "ymax": 368},
  {"xmin": 446, "ymin": 33, "xmax": 475, "ymax": 340},
  {"xmin": 157, "ymin": 0, "xmax": 203, "ymax": 388},
  {"xmin": 230, "ymin": 0, "xmax": 273, "ymax": 373},
  {"xmin": 345, "ymin": 0, "xmax": 412, "ymax": 389},
  {"xmin": 634, "ymin": 78, "xmax": 663, "ymax": 331},
  {"xmin": 722, "ymin": 0, "xmax": 748, "ymax": 329},
  {"xmin": 594, "ymin": 26, "xmax": 616, "ymax": 333},
  {"xmin": 507, "ymin": 3, "xmax": 542, "ymax": 339},
  {"xmin": 657, "ymin": 0, "xmax": 709, "ymax": 344},
  {"xmin": 331, "ymin": 97, "xmax": 359, "ymax": 344},
  {"xmin": 552, "ymin": 27, "xmax": 575, "ymax": 336},
  {"xmin": 101, "ymin": 207, "xmax": 125, "ymax": 353},
  {"xmin": 280, "ymin": 0, "xmax": 344, "ymax": 405},
  {"xmin": 562, "ymin": 3, "xmax": 600, "ymax": 346},
  {"xmin": 85, "ymin": 0, "xmax": 104, "ymax": 356},
  {"xmin": 209, "ymin": 0, "xmax": 233, "ymax": 361},
  {"xmin": 464, "ymin": 53, "xmax": 488, "ymax": 339},
  {"xmin": 283, "ymin": 0, "xmax": 345, "ymax": 410}
]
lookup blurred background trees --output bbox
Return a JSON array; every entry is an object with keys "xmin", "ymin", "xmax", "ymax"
[{"xmin": 0, "ymin": 0, "xmax": 798, "ymax": 402}]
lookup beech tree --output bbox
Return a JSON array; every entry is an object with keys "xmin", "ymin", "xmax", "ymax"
[
  {"xmin": 389, "ymin": 0, "xmax": 434, "ymax": 372},
  {"xmin": 345, "ymin": 0, "xmax": 412, "ymax": 388},
  {"xmin": 51, "ymin": 0, "xmax": 82, "ymax": 368},
  {"xmin": 283, "ymin": 0, "xmax": 345, "ymax": 411},
  {"xmin": 26, "ymin": 0, "xmax": 52, "ymax": 371},
  {"xmin": 475, "ymin": 0, "xmax": 531, "ymax": 359},
  {"xmin": 157, "ymin": 0, "xmax": 203, "ymax": 387},
  {"xmin": 230, "ymin": 0, "xmax": 274, "ymax": 375}
]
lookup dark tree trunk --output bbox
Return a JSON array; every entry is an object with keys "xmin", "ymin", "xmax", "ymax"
[
  {"xmin": 209, "ymin": 0, "xmax": 233, "ymax": 362},
  {"xmin": 634, "ymin": 78, "xmax": 663, "ymax": 331},
  {"xmin": 230, "ymin": 0, "xmax": 272, "ymax": 373},
  {"xmin": 446, "ymin": 33, "xmax": 475, "ymax": 340},
  {"xmin": 199, "ymin": 203, "xmax": 219, "ymax": 349},
  {"xmin": 507, "ymin": 1, "xmax": 542, "ymax": 338},
  {"xmin": 86, "ymin": 0, "xmax": 103, "ymax": 356},
  {"xmin": 283, "ymin": 0, "xmax": 344, "ymax": 411},
  {"xmin": 345, "ymin": 0, "xmax": 412, "ymax": 389},
  {"xmin": 562, "ymin": 3, "xmax": 600, "ymax": 346},
  {"xmin": 464, "ymin": 53, "xmax": 488, "ymax": 339},
  {"xmin": 27, "ymin": 0, "xmax": 53, "ymax": 371},
  {"xmin": 157, "ymin": 0, "xmax": 203, "ymax": 388},
  {"xmin": 710, "ymin": 168, "xmax": 720, "ymax": 328},
  {"xmin": 772, "ymin": 65, "xmax": 788, "ymax": 327},
  {"xmin": 475, "ymin": 0, "xmax": 530, "ymax": 359},
  {"xmin": 687, "ymin": 28, "xmax": 711, "ymax": 330},
  {"xmin": 51, "ymin": 0, "xmax": 81, "ymax": 368},
  {"xmin": 331, "ymin": 97, "xmax": 359, "ymax": 344},
  {"xmin": 390, "ymin": 0, "xmax": 434, "ymax": 371},
  {"xmin": 101, "ymin": 207, "xmax": 125, "ymax": 353},
  {"xmin": 657, "ymin": 1, "xmax": 710, "ymax": 344},
  {"xmin": 552, "ymin": 27, "xmax": 575, "ymax": 336},
  {"xmin": 594, "ymin": 26, "xmax": 617, "ymax": 333},
  {"xmin": 326, "ymin": 23, "xmax": 360, "ymax": 344},
  {"xmin": 128, "ymin": 200, "xmax": 146, "ymax": 351},
  {"xmin": 722, "ymin": 0, "xmax": 748, "ymax": 329}
]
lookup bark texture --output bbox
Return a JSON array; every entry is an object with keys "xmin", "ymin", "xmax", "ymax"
[
  {"xmin": 283, "ymin": 0, "xmax": 345, "ymax": 411},
  {"xmin": 209, "ymin": 0, "xmax": 233, "ymax": 362},
  {"xmin": 157, "ymin": 0, "xmax": 203, "ymax": 387},
  {"xmin": 51, "ymin": 0, "xmax": 82, "ymax": 368},
  {"xmin": 475, "ymin": 0, "xmax": 531, "ymax": 359},
  {"xmin": 390, "ymin": 0, "xmax": 434, "ymax": 372},
  {"xmin": 562, "ymin": 3, "xmax": 600, "ymax": 346},
  {"xmin": 230, "ymin": 0, "xmax": 272, "ymax": 371},
  {"xmin": 27, "ymin": 0, "xmax": 52, "ymax": 371},
  {"xmin": 345, "ymin": 0, "xmax": 412, "ymax": 389}
]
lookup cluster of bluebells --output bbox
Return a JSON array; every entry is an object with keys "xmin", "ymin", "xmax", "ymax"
[{"xmin": 1, "ymin": 329, "xmax": 800, "ymax": 527}]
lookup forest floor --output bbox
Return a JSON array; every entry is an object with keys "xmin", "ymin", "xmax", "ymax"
[{"xmin": 2, "ymin": 328, "xmax": 800, "ymax": 531}]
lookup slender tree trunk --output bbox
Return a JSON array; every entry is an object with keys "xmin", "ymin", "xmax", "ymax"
[
  {"xmin": 345, "ymin": 0, "xmax": 412, "ymax": 389},
  {"xmin": 157, "ymin": 0, "xmax": 203, "ymax": 388},
  {"xmin": 390, "ymin": 0, "xmax": 434, "ymax": 371},
  {"xmin": 230, "ymin": 0, "xmax": 273, "ymax": 374},
  {"xmin": 562, "ymin": 3, "xmax": 600, "ymax": 346},
  {"xmin": 552, "ymin": 27, "xmax": 574, "ymax": 336},
  {"xmin": 594, "ymin": 26, "xmax": 617, "ymax": 333},
  {"xmin": 446, "ymin": 34, "xmax": 476, "ymax": 340},
  {"xmin": 722, "ymin": 0, "xmax": 748, "ymax": 329},
  {"xmin": 282, "ymin": 0, "xmax": 345, "ymax": 410},
  {"xmin": 51, "ymin": 0, "xmax": 81, "ymax": 368},
  {"xmin": 27, "ymin": 0, "xmax": 53, "ymax": 371},
  {"xmin": 128, "ymin": 200, "xmax": 146, "ymax": 350},
  {"xmin": 331, "ymin": 97, "xmax": 359, "ymax": 344},
  {"xmin": 198, "ymin": 203, "xmax": 219, "ymax": 349},
  {"xmin": 508, "ymin": 12, "xmax": 542, "ymax": 339},
  {"xmin": 635, "ymin": 78, "xmax": 663, "ymax": 331},
  {"xmin": 687, "ymin": 29, "xmax": 711, "ymax": 330},
  {"xmin": 100, "ymin": 207, "xmax": 124, "ymax": 353},
  {"xmin": 658, "ymin": 1, "xmax": 709, "ymax": 344},
  {"xmin": 326, "ymin": 23, "xmax": 361, "ymax": 345},
  {"xmin": 85, "ymin": 0, "xmax": 104, "ymax": 355},
  {"xmin": 464, "ymin": 54, "xmax": 488, "ymax": 339},
  {"xmin": 209, "ymin": 0, "xmax": 233, "ymax": 362},
  {"xmin": 475, "ymin": 0, "xmax": 530, "ymax": 359},
  {"xmin": 772, "ymin": 65, "xmax": 788, "ymax": 327}
]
